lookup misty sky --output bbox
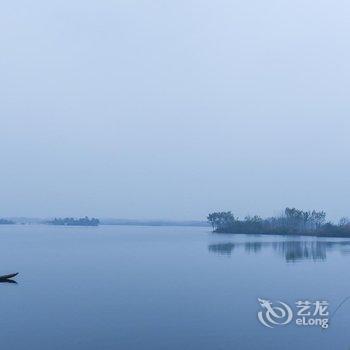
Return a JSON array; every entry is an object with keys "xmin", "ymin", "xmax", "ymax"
[{"xmin": 1, "ymin": 1, "xmax": 350, "ymax": 220}]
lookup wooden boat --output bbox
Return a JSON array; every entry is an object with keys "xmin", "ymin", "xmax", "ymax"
[{"xmin": 0, "ymin": 273, "xmax": 18, "ymax": 280}]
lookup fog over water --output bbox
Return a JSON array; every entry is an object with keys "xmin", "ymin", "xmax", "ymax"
[{"xmin": 1, "ymin": 1, "xmax": 349, "ymax": 220}]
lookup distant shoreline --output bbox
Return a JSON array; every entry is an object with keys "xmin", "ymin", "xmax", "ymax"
[
  {"xmin": 100, "ymin": 220, "xmax": 209, "ymax": 227},
  {"xmin": 0, "ymin": 218, "xmax": 209, "ymax": 228},
  {"xmin": 213, "ymin": 230, "xmax": 350, "ymax": 239}
]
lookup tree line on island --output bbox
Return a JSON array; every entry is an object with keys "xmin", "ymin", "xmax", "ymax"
[
  {"xmin": 207, "ymin": 208, "xmax": 350, "ymax": 237},
  {"xmin": 0, "ymin": 217, "xmax": 100, "ymax": 226},
  {"xmin": 47, "ymin": 217, "xmax": 100, "ymax": 226},
  {"xmin": 0, "ymin": 219, "xmax": 15, "ymax": 225}
]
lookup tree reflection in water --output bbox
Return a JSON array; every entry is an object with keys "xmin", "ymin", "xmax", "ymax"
[{"xmin": 208, "ymin": 240, "xmax": 350, "ymax": 262}]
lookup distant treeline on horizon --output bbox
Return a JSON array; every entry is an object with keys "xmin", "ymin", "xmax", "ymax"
[
  {"xmin": 207, "ymin": 208, "xmax": 350, "ymax": 237},
  {"xmin": 0, "ymin": 217, "xmax": 209, "ymax": 227},
  {"xmin": 0, "ymin": 219, "xmax": 15, "ymax": 225},
  {"xmin": 47, "ymin": 217, "xmax": 100, "ymax": 226}
]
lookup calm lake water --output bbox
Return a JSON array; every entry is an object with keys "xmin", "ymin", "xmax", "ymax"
[{"xmin": 1, "ymin": 225, "xmax": 350, "ymax": 349}]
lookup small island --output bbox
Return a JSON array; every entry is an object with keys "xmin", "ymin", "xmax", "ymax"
[
  {"xmin": 0, "ymin": 219, "xmax": 15, "ymax": 225},
  {"xmin": 47, "ymin": 217, "xmax": 100, "ymax": 226},
  {"xmin": 207, "ymin": 208, "xmax": 350, "ymax": 237}
]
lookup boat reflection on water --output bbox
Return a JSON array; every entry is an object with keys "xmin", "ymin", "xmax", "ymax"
[
  {"xmin": 0, "ymin": 279, "xmax": 17, "ymax": 284},
  {"xmin": 208, "ymin": 239, "xmax": 350, "ymax": 262}
]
